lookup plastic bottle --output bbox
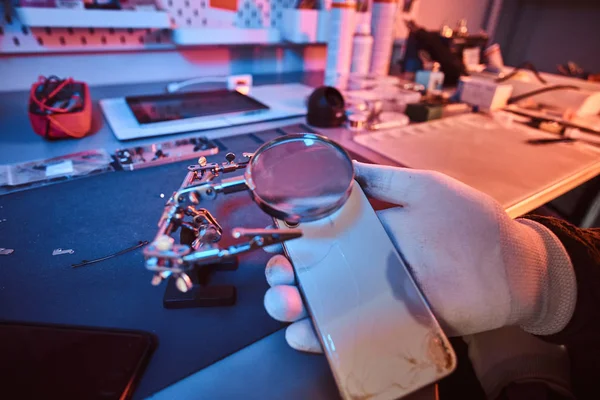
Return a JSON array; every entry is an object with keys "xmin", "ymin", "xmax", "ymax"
[
  {"xmin": 324, "ymin": 0, "xmax": 357, "ymax": 89},
  {"xmin": 369, "ymin": 0, "xmax": 397, "ymax": 76},
  {"xmin": 415, "ymin": 62, "xmax": 445, "ymax": 93},
  {"xmin": 350, "ymin": 22, "xmax": 373, "ymax": 75}
]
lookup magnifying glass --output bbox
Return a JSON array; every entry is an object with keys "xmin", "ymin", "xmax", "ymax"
[
  {"xmin": 177, "ymin": 133, "xmax": 355, "ymax": 223},
  {"xmin": 245, "ymin": 133, "xmax": 355, "ymax": 223}
]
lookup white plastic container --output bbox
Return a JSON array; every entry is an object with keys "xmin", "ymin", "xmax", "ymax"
[
  {"xmin": 484, "ymin": 43, "xmax": 504, "ymax": 71},
  {"xmin": 369, "ymin": 0, "xmax": 397, "ymax": 75},
  {"xmin": 324, "ymin": 0, "xmax": 357, "ymax": 89},
  {"xmin": 281, "ymin": 8, "xmax": 329, "ymax": 43},
  {"xmin": 350, "ymin": 22, "xmax": 373, "ymax": 75},
  {"xmin": 415, "ymin": 63, "xmax": 445, "ymax": 93}
]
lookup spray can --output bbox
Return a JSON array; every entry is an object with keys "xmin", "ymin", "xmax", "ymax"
[
  {"xmin": 324, "ymin": 0, "xmax": 357, "ymax": 89},
  {"xmin": 415, "ymin": 62, "xmax": 445, "ymax": 93},
  {"xmin": 350, "ymin": 0, "xmax": 373, "ymax": 76},
  {"xmin": 370, "ymin": 0, "xmax": 397, "ymax": 75},
  {"xmin": 350, "ymin": 23, "xmax": 373, "ymax": 75}
]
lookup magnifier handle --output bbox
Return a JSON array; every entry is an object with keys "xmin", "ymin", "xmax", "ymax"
[
  {"xmin": 214, "ymin": 176, "xmax": 248, "ymax": 194},
  {"xmin": 182, "ymin": 228, "xmax": 302, "ymax": 266},
  {"xmin": 232, "ymin": 228, "xmax": 303, "ymax": 249},
  {"xmin": 174, "ymin": 176, "xmax": 247, "ymax": 206},
  {"xmin": 231, "ymin": 228, "xmax": 302, "ymax": 241}
]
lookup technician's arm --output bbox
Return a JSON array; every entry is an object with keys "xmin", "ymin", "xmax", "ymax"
[
  {"xmin": 463, "ymin": 217, "xmax": 600, "ymax": 400},
  {"xmin": 522, "ymin": 215, "xmax": 600, "ymax": 344}
]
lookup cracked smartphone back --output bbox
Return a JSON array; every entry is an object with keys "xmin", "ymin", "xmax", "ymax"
[{"xmin": 275, "ymin": 180, "xmax": 456, "ymax": 400}]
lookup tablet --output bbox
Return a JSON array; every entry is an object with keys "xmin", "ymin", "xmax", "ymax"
[
  {"xmin": 125, "ymin": 90, "xmax": 269, "ymax": 125},
  {"xmin": 100, "ymin": 83, "xmax": 314, "ymax": 141}
]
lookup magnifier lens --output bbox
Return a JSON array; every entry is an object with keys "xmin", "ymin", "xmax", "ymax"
[{"xmin": 247, "ymin": 135, "xmax": 354, "ymax": 222}]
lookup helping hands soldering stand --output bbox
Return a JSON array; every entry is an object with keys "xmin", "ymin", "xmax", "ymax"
[{"xmin": 143, "ymin": 152, "xmax": 302, "ymax": 308}]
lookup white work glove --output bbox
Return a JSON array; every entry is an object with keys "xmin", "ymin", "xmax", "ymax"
[{"xmin": 264, "ymin": 161, "xmax": 577, "ymax": 353}]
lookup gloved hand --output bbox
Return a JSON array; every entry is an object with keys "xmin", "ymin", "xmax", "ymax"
[{"xmin": 263, "ymin": 161, "xmax": 576, "ymax": 353}]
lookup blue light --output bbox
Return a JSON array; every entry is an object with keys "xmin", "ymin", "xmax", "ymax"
[{"xmin": 303, "ymin": 138, "xmax": 315, "ymax": 146}]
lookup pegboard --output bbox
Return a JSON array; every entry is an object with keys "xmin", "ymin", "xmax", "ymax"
[
  {"xmin": 1, "ymin": 0, "xmax": 407, "ymax": 54},
  {"xmin": 0, "ymin": 0, "xmax": 296, "ymax": 53},
  {"xmin": 158, "ymin": 0, "xmax": 295, "ymax": 29},
  {"xmin": 235, "ymin": 0, "xmax": 296, "ymax": 29},
  {"xmin": 0, "ymin": 2, "xmax": 173, "ymax": 53}
]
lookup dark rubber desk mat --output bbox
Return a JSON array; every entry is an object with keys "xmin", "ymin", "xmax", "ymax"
[{"xmin": 0, "ymin": 125, "xmax": 314, "ymax": 398}]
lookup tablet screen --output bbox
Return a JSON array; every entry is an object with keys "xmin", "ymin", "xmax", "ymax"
[{"xmin": 125, "ymin": 90, "xmax": 270, "ymax": 124}]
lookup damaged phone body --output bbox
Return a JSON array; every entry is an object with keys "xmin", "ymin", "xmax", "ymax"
[{"xmin": 274, "ymin": 180, "xmax": 456, "ymax": 400}]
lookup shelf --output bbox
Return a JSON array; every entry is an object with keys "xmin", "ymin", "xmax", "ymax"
[
  {"xmin": 14, "ymin": 7, "xmax": 171, "ymax": 29},
  {"xmin": 171, "ymin": 28, "xmax": 282, "ymax": 45}
]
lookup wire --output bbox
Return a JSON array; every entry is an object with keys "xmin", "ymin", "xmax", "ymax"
[
  {"xmin": 42, "ymin": 78, "xmax": 72, "ymax": 105},
  {"xmin": 71, "ymin": 241, "xmax": 149, "ymax": 268},
  {"xmin": 496, "ymin": 61, "xmax": 547, "ymax": 84},
  {"xmin": 504, "ymin": 106, "xmax": 600, "ymax": 136},
  {"xmin": 166, "ymin": 77, "xmax": 227, "ymax": 93},
  {"xmin": 507, "ymin": 85, "xmax": 580, "ymax": 104},
  {"xmin": 30, "ymin": 76, "xmax": 76, "ymax": 114}
]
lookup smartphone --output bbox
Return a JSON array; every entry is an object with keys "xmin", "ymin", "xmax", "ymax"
[
  {"xmin": 0, "ymin": 322, "xmax": 156, "ymax": 400},
  {"xmin": 274, "ymin": 180, "xmax": 456, "ymax": 400}
]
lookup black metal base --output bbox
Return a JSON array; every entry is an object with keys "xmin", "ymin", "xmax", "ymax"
[{"xmin": 163, "ymin": 256, "xmax": 239, "ymax": 309}]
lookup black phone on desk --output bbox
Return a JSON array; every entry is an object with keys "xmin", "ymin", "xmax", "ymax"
[{"xmin": 0, "ymin": 321, "xmax": 156, "ymax": 400}]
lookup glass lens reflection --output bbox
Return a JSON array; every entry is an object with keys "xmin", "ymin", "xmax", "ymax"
[{"xmin": 250, "ymin": 136, "xmax": 354, "ymax": 221}]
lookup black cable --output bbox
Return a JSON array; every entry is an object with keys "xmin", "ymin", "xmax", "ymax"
[
  {"xmin": 527, "ymin": 138, "xmax": 575, "ymax": 145},
  {"xmin": 505, "ymin": 107, "xmax": 600, "ymax": 136},
  {"xmin": 37, "ymin": 75, "xmax": 62, "ymax": 103},
  {"xmin": 507, "ymin": 85, "xmax": 580, "ymax": 104},
  {"xmin": 35, "ymin": 75, "xmax": 76, "ymax": 113},
  {"xmin": 496, "ymin": 61, "xmax": 547, "ymax": 84},
  {"xmin": 71, "ymin": 241, "xmax": 149, "ymax": 268}
]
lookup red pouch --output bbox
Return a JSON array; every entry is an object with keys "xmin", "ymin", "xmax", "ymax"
[{"xmin": 29, "ymin": 76, "xmax": 92, "ymax": 140}]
